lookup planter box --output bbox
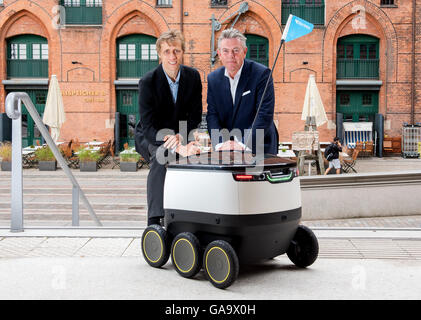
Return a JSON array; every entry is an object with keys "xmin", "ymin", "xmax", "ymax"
[
  {"xmin": 38, "ymin": 161, "xmax": 57, "ymax": 171},
  {"xmin": 1, "ymin": 161, "xmax": 11, "ymax": 171},
  {"xmin": 120, "ymin": 161, "xmax": 138, "ymax": 172},
  {"xmin": 80, "ymin": 161, "xmax": 97, "ymax": 172}
]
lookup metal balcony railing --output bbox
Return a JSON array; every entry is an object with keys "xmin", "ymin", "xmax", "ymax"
[
  {"xmin": 116, "ymin": 59, "xmax": 159, "ymax": 78},
  {"xmin": 336, "ymin": 59, "xmax": 380, "ymax": 79},
  {"xmin": 281, "ymin": 4, "xmax": 325, "ymax": 25},
  {"xmin": 7, "ymin": 59, "xmax": 48, "ymax": 78}
]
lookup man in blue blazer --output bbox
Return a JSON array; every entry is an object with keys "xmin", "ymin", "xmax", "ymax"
[{"xmin": 206, "ymin": 29, "xmax": 278, "ymax": 155}]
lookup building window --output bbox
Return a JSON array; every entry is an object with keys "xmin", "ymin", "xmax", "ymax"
[
  {"xmin": 337, "ymin": 35, "xmax": 379, "ymax": 79},
  {"xmin": 339, "ymin": 94, "xmax": 351, "ymax": 106},
  {"xmin": 245, "ymin": 34, "xmax": 269, "ymax": 67},
  {"xmin": 60, "ymin": 0, "xmax": 102, "ymax": 25},
  {"xmin": 32, "ymin": 44, "xmax": 49, "ymax": 60},
  {"xmin": 86, "ymin": 0, "xmax": 102, "ymax": 7},
  {"xmin": 117, "ymin": 34, "xmax": 159, "ymax": 78},
  {"xmin": 362, "ymin": 94, "xmax": 372, "ymax": 106},
  {"xmin": 7, "ymin": 35, "xmax": 49, "ymax": 78},
  {"xmin": 211, "ymin": 0, "xmax": 228, "ymax": 7},
  {"xmin": 119, "ymin": 44, "xmax": 136, "ymax": 61},
  {"xmin": 157, "ymin": 0, "xmax": 172, "ymax": 7},
  {"xmin": 281, "ymin": 0, "xmax": 325, "ymax": 25},
  {"xmin": 380, "ymin": 0, "xmax": 395, "ymax": 5}
]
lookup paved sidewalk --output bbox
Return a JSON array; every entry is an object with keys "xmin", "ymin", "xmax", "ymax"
[{"xmin": 0, "ymin": 229, "xmax": 420, "ymax": 299}]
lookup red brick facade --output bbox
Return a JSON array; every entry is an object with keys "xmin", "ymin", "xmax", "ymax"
[{"xmin": 0, "ymin": 0, "xmax": 419, "ymax": 144}]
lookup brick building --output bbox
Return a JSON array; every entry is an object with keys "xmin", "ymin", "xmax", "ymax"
[{"xmin": 0, "ymin": 0, "xmax": 419, "ymax": 151}]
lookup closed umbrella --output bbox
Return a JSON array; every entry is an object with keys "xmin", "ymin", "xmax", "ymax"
[
  {"xmin": 301, "ymin": 74, "xmax": 328, "ymax": 127},
  {"xmin": 43, "ymin": 75, "xmax": 65, "ymax": 142}
]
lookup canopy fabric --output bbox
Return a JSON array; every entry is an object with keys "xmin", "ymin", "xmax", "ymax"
[
  {"xmin": 343, "ymin": 122, "xmax": 373, "ymax": 132},
  {"xmin": 301, "ymin": 74, "xmax": 328, "ymax": 127},
  {"xmin": 43, "ymin": 75, "xmax": 65, "ymax": 142}
]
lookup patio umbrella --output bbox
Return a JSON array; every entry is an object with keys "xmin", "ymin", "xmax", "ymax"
[
  {"xmin": 301, "ymin": 74, "xmax": 328, "ymax": 127},
  {"xmin": 43, "ymin": 75, "xmax": 66, "ymax": 142}
]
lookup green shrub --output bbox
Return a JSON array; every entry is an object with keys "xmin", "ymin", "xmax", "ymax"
[
  {"xmin": 35, "ymin": 146, "xmax": 55, "ymax": 161},
  {"xmin": 120, "ymin": 152, "xmax": 140, "ymax": 163},
  {"xmin": 0, "ymin": 142, "xmax": 12, "ymax": 162},
  {"xmin": 77, "ymin": 148, "xmax": 101, "ymax": 162}
]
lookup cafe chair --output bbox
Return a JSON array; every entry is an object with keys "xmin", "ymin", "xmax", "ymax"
[{"xmin": 342, "ymin": 149, "xmax": 359, "ymax": 173}]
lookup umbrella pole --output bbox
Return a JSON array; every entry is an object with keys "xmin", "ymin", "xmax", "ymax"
[{"xmin": 245, "ymin": 39, "xmax": 285, "ymax": 152}]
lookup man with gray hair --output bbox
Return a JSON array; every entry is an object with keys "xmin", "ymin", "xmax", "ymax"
[{"xmin": 206, "ymin": 28, "xmax": 278, "ymax": 154}]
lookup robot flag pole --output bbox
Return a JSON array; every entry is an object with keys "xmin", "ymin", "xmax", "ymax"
[{"xmin": 245, "ymin": 14, "xmax": 314, "ymax": 152}]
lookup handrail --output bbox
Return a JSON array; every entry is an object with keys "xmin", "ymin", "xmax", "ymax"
[{"xmin": 5, "ymin": 92, "xmax": 102, "ymax": 232}]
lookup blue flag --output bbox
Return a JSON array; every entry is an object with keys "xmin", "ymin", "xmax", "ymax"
[{"xmin": 282, "ymin": 15, "xmax": 314, "ymax": 43}]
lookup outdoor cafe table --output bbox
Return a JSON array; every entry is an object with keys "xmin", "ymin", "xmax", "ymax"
[
  {"xmin": 277, "ymin": 149, "xmax": 296, "ymax": 158},
  {"xmin": 74, "ymin": 146, "xmax": 101, "ymax": 154}
]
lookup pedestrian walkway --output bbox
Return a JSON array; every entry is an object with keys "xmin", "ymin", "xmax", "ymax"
[
  {"xmin": 1, "ymin": 229, "xmax": 420, "ymax": 259},
  {"xmin": 0, "ymin": 229, "xmax": 420, "ymax": 299}
]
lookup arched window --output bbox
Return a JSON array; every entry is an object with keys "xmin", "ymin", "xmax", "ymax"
[
  {"xmin": 245, "ymin": 34, "xmax": 269, "ymax": 67},
  {"xmin": 116, "ymin": 34, "xmax": 159, "ymax": 78},
  {"xmin": 7, "ymin": 35, "xmax": 48, "ymax": 78}
]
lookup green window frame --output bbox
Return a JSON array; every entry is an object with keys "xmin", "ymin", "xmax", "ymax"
[
  {"xmin": 281, "ymin": 0, "xmax": 325, "ymax": 25},
  {"xmin": 7, "ymin": 35, "xmax": 48, "ymax": 78},
  {"xmin": 337, "ymin": 34, "xmax": 380, "ymax": 79},
  {"xmin": 245, "ymin": 34, "xmax": 269, "ymax": 67},
  {"xmin": 60, "ymin": 0, "xmax": 103, "ymax": 25},
  {"xmin": 116, "ymin": 34, "xmax": 159, "ymax": 79}
]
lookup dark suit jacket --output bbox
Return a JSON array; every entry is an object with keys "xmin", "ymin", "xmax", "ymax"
[
  {"xmin": 135, "ymin": 64, "xmax": 202, "ymax": 161},
  {"xmin": 206, "ymin": 59, "xmax": 278, "ymax": 154}
]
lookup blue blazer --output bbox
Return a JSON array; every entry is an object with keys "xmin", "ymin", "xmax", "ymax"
[{"xmin": 206, "ymin": 59, "xmax": 278, "ymax": 154}]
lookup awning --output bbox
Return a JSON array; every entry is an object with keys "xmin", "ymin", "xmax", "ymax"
[{"xmin": 343, "ymin": 122, "xmax": 373, "ymax": 132}]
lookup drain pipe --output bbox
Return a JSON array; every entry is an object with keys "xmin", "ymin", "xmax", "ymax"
[
  {"xmin": 411, "ymin": 0, "xmax": 416, "ymax": 124},
  {"xmin": 180, "ymin": 0, "xmax": 184, "ymax": 33}
]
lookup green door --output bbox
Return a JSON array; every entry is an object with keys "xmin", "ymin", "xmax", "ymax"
[
  {"xmin": 116, "ymin": 90, "xmax": 139, "ymax": 150},
  {"xmin": 8, "ymin": 89, "xmax": 48, "ymax": 147},
  {"xmin": 246, "ymin": 34, "xmax": 269, "ymax": 67},
  {"xmin": 337, "ymin": 91, "xmax": 378, "ymax": 122},
  {"xmin": 117, "ymin": 34, "xmax": 158, "ymax": 78}
]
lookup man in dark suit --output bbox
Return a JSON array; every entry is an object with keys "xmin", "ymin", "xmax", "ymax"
[
  {"xmin": 206, "ymin": 29, "xmax": 278, "ymax": 154},
  {"xmin": 135, "ymin": 30, "xmax": 202, "ymax": 226}
]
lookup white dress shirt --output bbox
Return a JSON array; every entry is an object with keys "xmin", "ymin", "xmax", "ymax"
[
  {"xmin": 224, "ymin": 62, "xmax": 244, "ymax": 105},
  {"xmin": 215, "ymin": 62, "xmax": 250, "ymax": 151}
]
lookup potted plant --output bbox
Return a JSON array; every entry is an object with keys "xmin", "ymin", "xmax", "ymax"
[
  {"xmin": 35, "ymin": 146, "xmax": 57, "ymax": 171},
  {"xmin": 77, "ymin": 148, "xmax": 101, "ymax": 172},
  {"xmin": 0, "ymin": 142, "xmax": 12, "ymax": 171},
  {"xmin": 120, "ymin": 150, "xmax": 141, "ymax": 172}
]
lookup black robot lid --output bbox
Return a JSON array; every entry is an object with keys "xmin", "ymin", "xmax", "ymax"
[{"xmin": 167, "ymin": 151, "xmax": 296, "ymax": 171}]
